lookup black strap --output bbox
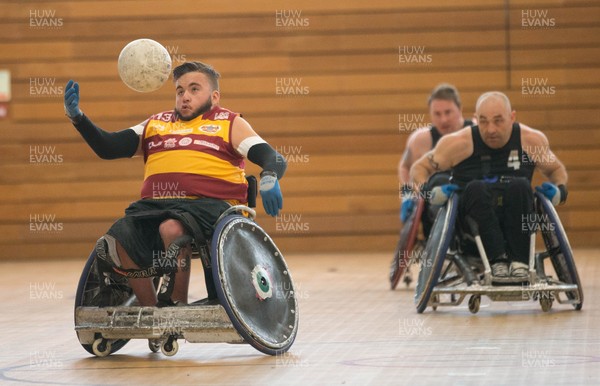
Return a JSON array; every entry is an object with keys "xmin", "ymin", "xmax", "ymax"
[
  {"xmin": 157, "ymin": 272, "xmax": 176, "ymax": 305},
  {"xmin": 112, "ymin": 266, "xmax": 161, "ymax": 279}
]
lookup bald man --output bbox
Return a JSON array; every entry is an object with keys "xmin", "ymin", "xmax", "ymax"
[{"xmin": 410, "ymin": 91, "xmax": 568, "ymax": 279}]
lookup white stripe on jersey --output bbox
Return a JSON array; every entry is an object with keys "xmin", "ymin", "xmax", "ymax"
[
  {"xmin": 130, "ymin": 120, "xmax": 148, "ymax": 136},
  {"xmin": 237, "ymin": 135, "xmax": 267, "ymax": 157}
]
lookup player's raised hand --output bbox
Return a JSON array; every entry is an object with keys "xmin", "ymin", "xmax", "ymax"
[{"xmin": 64, "ymin": 80, "xmax": 82, "ymax": 119}]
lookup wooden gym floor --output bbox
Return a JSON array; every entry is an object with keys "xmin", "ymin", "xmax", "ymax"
[{"xmin": 1, "ymin": 250, "xmax": 599, "ymax": 385}]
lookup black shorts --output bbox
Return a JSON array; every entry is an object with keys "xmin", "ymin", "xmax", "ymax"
[{"xmin": 106, "ymin": 198, "xmax": 230, "ymax": 268}]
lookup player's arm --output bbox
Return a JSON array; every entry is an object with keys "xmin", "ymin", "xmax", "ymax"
[
  {"xmin": 522, "ymin": 125, "xmax": 568, "ymax": 204},
  {"xmin": 523, "ymin": 126, "xmax": 567, "ymax": 185},
  {"xmin": 64, "ymin": 80, "xmax": 140, "ymax": 160},
  {"xmin": 410, "ymin": 128, "xmax": 472, "ymax": 190},
  {"xmin": 399, "ymin": 129, "xmax": 431, "ymax": 186},
  {"xmin": 231, "ymin": 116, "xmax": 287, "ymax": 178},
  {"xmin": 231, "ymin": 116, "xmax": 287, "ymax": 216}
]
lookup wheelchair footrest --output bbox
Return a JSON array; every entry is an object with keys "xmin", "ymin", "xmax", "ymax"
[
  {"xmin": 75, "ymin": 305, "xmax": 245, "ymax": 344},
  {"xmin": 432, "ymin": 282, "xmax": 579, "ymax": 303}
]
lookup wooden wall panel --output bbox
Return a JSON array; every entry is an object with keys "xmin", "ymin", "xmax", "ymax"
[{"xmin": 0, "ymin": 0, "xmax": 598, "ymax": 259}]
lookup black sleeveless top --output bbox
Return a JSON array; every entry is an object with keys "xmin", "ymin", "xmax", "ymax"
[
  {"xmin": 430, "ymin": 119, "xmax": 474, "ymax": 148},
  {"xmin": 451, "ymin": 122, "xmax": 535, "ymax": 186}
]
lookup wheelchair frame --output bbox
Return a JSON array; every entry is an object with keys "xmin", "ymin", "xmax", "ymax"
[
  {"xmin": 413, "ymin": 191, "xmax": 583, "ymax": 314},
  {"xmin": 390, "ymin": 197, "xmax": 425, "ymax": 289},
  {"xmin": 74, "ymin": 190, "xmax": 299, "ymax": 357}
]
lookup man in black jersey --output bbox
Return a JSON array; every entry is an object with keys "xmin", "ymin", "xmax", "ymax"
[
  {"xmin": 410, "ymin": 91, "xmax": 568, "ymax": 278},
  {"xmin": 398, "ymin": 84, "xmax": 474, "ymax": 235}
]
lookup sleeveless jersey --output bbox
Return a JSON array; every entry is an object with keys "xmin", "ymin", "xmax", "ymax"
[
  {"xmin": 140, "ymin": 106, "xmax": 247, "ymax": 203},
  {"xmin": 430, "ymin": 119, "xmax": 474, "ymax": 148},
  {"xmin": 451, "ymin": 122, "xmax": 535, "ymax": 186}
]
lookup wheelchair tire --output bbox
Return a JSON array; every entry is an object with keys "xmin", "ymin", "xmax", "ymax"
[
  {"xmin": 535, "ymin": 192, "xmax": 583, "ymax": 310},
  {"xmin": 211, "ymin": 215, "xmax": 299, "ymax": 356},
  {"xmin": 414, "ymin": 194, "xmax": 459, "ymax": 313},
  {"xmin": 390, "ymin": 197, "xmax": 425, "ymax": 290},
  {"xmin": 74, "ymin": 251, "xmax": 133, "ymax": 356}
]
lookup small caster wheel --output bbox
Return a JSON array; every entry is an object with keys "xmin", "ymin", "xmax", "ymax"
[
  {"xmin": 92, "ymin": 338, "xmax": 112, "ymax": 357},
  {"xmin": 161, "ymin": 338, "xmax": 179, "ymax": 357},
  {"xmin": 403, "ymin": 273, "xmax": 413, "ymax": 288},
  {"xmin": 540, "ymin": 297, "xmax": 553, "ymax": 312},
  {"xmin": 148, "ymin": 339, "xmax": 161, "ymax": 353},
  {"xmin": 431, "ymin": 294, "xmax": 439, "ymax": 311},
  {"xmin": 468, "ymin": 295, "xmax": 480, "ymax": 314}
]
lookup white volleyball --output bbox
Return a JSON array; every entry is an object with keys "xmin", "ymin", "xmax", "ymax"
[{"xmin": 117, "ymin": 39, "xmax": 172, "ymax": 92}]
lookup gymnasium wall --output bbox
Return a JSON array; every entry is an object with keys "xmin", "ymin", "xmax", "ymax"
[{"xmin": 1, "ymin": 0, "xmax": 599, "ymax": 260}]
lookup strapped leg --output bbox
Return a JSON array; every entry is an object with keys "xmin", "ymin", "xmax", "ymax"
[
  {"xmin": 155, "ymin": 235, "xmax": 192, "ymax": 307},
  {"xmin": 94, "ymin": 235, "xmax": 159, "ymax": 306},
  {"xmin": 173, "ymin": 212, "xmax": 218, "ymax": 301}
]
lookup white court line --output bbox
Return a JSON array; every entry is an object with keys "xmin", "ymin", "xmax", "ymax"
[
  {"xmin": 447, "ymin": 372, "xmax": 488, "ymax": 376},
  {"xmin": 465, "ymin": 346, "xmax": 500, "ymax": 350}
]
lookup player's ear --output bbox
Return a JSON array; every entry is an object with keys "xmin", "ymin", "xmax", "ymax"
[
  {"xmin": 211, "ymin": 89, "xmax": 220, "ymax": 104},
  {"xmin": 510, "ymin": 110, "xmax": 516, "ymax": 123}
]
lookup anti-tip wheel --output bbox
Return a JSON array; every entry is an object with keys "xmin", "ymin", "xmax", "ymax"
[
  {"xmin": 161, "ymin": 339, "xmax": 179, "ymax": 357},
  {"xmin": 148, "ymin": 339, "xmax": 161, "ymax": 353},
  {"xmin": 92, "ymin": 338, "xmax": 112, "ymax": 357},
  {"xmin": 468, "ymin": 295, "xmax": 480, "ymax": 314},
  {"xmin": 540, "ymin": 297, "xmax": 553, "ymax": 312}
]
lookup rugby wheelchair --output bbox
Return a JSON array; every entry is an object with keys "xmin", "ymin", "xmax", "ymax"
[
  {"xmin": 390, "ymin": 197, "xmax": 425, "ymax": 289},
  {"xmin": 390, "ymin": 172, "xmax": 450, "ymax": 289},
  {"xmin": 74, "ymin": 177, "xmax": 299, "ymax": 357},
  {"xmin": 412, "ymin": 188, "xmax": 583, "ymax": 314}
]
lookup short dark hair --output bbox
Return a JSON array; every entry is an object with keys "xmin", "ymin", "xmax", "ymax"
[
  {"xmin": 428, "ymin": 83, "xmax": 461, "ymax": 108},
  {"xmin": 173, "ymin": 61, "xmax": 220, "ymax": 91}
]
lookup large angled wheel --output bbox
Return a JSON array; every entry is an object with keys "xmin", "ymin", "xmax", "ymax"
[
  {"xmin": 414, "ymin": 194, "xmax": 459, "ymax": 313},
  {"xmin": 211, "ymin": 215, "xmax": 299, "ymax": 355},
  {"xmin": 535, "ymin": 192, "xmax": 583, "ymax": 310},
  {"xmin": 74, "ymin": 251, "xmax": 135, "ymax": 355},
  {"xmin": 390, "ymin": 197, "xmax": 425, "ymax": 289}
]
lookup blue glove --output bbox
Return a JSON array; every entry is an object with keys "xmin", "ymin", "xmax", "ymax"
[
  {"xmin": 259, "ymin": 173, "xmax": 283, "ymax": 216},
  {"xmin": 430, "ymin": 184, "xmax": 459, "ymax": 206},
  {"xmin": 64, "ymin": 80, "xmax": 82, "ymax": 119},
  {"xmin": 400, "ymin": 198, "xmax": 415, "ymax": 223},
  {"xmin": 535, "ymin": 182, "xmax": 566, "ymax": 206}
]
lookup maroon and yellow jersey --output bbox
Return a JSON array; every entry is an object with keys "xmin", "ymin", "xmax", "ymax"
[{"xmin": 140, "ymin": 106, "xmax": 247, "ymax": 204}]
